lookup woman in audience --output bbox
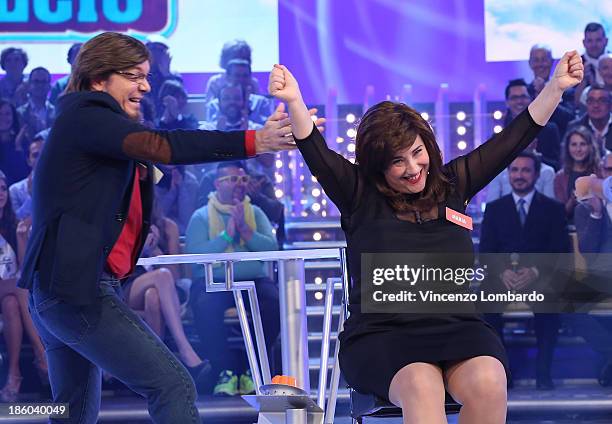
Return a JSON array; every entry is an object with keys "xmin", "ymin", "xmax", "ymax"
[
  {"xmin": 0, "ymin": 170, "xmax": 47, "ymax": 402},
  {"xmin": 0, "ymin": 100, "xmax": 28, "ymax": 185},
  {"xmin": 204, "ymin": 40, "xmax": 260, "ymax": 103},
  {"xmin": 124, "ymin": 202, "xmax": 209, "ymax": 382},
  {"xmin": 554, "ymin": 125, "xmax": 601, "ymax": 223}
]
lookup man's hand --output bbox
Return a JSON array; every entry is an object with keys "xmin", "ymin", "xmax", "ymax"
[
  {"xmin": 501, "ymin": 269, "xmax": 519, "ymax": 291},
  {"xmin": 513, "ymin": 267, "xmax": 538, "ymax": 291},
  {"xmin": 586, "ymin": 195, "xmax": 603, "ymax": 217},
  {"xmin": 170, "ymin": 167, "xmax": 183, "ymax": 189},
  {"xmin": 162, "ymin": 95, "xmax": 180, "ymax": 122},
  {"xmin": 551, "ymin": 50, "xmax": 584, "ymax": 92},
  {"xmin": 226, "ymin": 217, "xmax": 237, "ymax": 239},
  {"xmin": 255, "ymin": 103, "xmax": 295, "ymax": 153},
  {"xmin": 231, "ymin": 202, "xmax": 253, "ymax": 241}
]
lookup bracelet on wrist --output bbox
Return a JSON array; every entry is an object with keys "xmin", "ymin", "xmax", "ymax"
[{"xmin": 220, "ymin": 230, "xmax": 233, "ymax": 243}]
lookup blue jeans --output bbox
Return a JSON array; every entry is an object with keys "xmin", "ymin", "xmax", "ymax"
[{"xmin": 29, "ymin": 273, "xmax": 199, "ymax": 424}]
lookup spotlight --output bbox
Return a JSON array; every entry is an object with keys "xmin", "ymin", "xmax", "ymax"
[
  {"xmin": 421, "ymin": 112, "xmax": 429, "ymax": 121},
  {"xmin": 346, "ymin": 113, "xmax": 356, "ymax": 123},
  {"xmin": 314, "ymin": 291, "xmax": 323, "ymax": 300},
  {"xmin": 313, "ymin": 232, "xmax": 322, "ymax": 241},
  {"xmin": 493, "ymin": 125, "xmax": 503, "ymax": 134},
  {"xmin": 346, "ymin": 128, "xmax": 357, "ymax": 139},
  {"xmin": 312, "ymin": 203, "xmax": 321, "ymax": 212},
  {"xmin": 336, "ymin": 136, "xmax": 344, "ymax": 143},
  {"xmin": 275, "ymin": 174, "xmax": 283, "ymax": 183},
  {"xmin": 347, "ymin": 143, "xmax": 356, "ymax": 153},
  {"xmin": 493, "ymin": 110, "xmax": 503, "ymax": 120},
  {"xmin": 456, "ymin": 111, "xmax": 466, "ymax": 121},
  {"xmin": 315, "ymin": 277, "xmax": 323, "ymax": 284},
  {"xmin": 275, "ymin": 160, "xmax": 283, "ymax": 169},
  {"xmin": 312, "ymin": 188, "xmax": 321, "ymax": 197},
  {"xmin": 457, "ymin": 140, "xmax": 467, "ymax": 150},
  {"xmin": 457, "ymin": 126, "xmax": 466, "ymax": 136},
  {"xmin": 275, "ymin": 189, "xmax": 284, "ymax": 198}
]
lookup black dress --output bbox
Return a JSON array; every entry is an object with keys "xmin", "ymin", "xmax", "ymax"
[{"xmin": 295, "ymin": 109, "xmax": 543, "ymax": 400}]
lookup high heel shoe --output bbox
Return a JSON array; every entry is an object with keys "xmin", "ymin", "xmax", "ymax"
[
  {"xmin": 33, "ymin": 357, "xmax": 50, "ymax": 387},
  {"xmin": 185, "ymin": 359, "xmax": 212, "ymax": 385},
  {"xmin": 0, "ymin": 375, "xmax": 23, "ymax": 403}
]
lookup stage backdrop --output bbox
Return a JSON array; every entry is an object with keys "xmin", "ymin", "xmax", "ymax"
[{"xmin": 0, "ymin": 0, "xmax": 608, "ymax": 103}]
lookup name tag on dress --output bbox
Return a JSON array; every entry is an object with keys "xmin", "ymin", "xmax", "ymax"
[{"xmin": 445, "ymin": 207, "xmax": 473, "ymax": 230}]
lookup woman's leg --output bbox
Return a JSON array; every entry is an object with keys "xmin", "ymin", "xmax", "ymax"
[
  {"xmin": 1, "ymin": 295, "xmax": 23, "ymax": 382},
  {"xmin": 16, "ymin": 288, "xmax": 47, "ymax": 370},
  {"xmin": 445, "ymin": 356, "xmax": 507, "ymax": 424},
  {"xmin": 143, "ymin": 287, "xmax": 164, "ymax": 336},
  {"xmin": 128, "ymin": 268, "xmax": 202, "ymax": 366},
  {"xmin": 388, "ymin": 362, "xmax": 447, "ymax": 424}
]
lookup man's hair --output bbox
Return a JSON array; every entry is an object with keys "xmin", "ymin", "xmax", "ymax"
[
  {"xmin": 509, "ymin": 150, "xmax": 541, "ymax": 174},
  {"xmin": 65, "ymin": 32, "xmax": 150, "ymax": 93},
  {"xmin": 216, "ymin": 161, "xmax": 246, "ymax": 177},
  {"xmin": 28, "ymin": 67, "xmax": 51, "ymax": 82},
  {"xmin": 505, "ymin": 78, "xmax": 529, "ymax": 99},
  {"xmin": 587, "ymin": 84, "xmax": 611, "ymax": 102},
  {"xmin": 585, "ymin": 22, "xmax": 606, "ymax": 36},
  {"xmin": 0, "ymin": 47, "xmax": 28, "ymax": 70},
  {"xmin": 67, "ymin": 43, "xmax": 83, "ymax": 64},
  {"xmin": 219, "ymin": 40, "xmax": 252, "ymax": 69}
]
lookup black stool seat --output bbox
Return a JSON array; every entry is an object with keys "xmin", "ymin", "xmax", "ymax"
[{"xmin": 350, "ymin": 390, "xmax": 461, "ymax": 421}]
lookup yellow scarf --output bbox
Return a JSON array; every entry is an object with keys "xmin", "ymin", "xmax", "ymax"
[{"xmin": 207, "ymin": 192, "xmax": 256, "ymax": 252}]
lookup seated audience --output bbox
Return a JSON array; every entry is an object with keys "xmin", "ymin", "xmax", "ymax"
[
  {"xmin": 0, "ymin": 170, "xmax": 47, "ymax": 402},
  {"xmin": 554, "ymin": 126, "xmax": 602, "ymax": 223},
  {"xmin": 186, "ymin": 162, "xmax": 280, "ymax": 396},
  {"xmin": 569, "ymin": 86, "xmax": 612, "ymax": 154},
  {"xmin": 155, "ymin": 164, "xmax": 200, "ymax": 234},
  {"xmin": 481, "ymin": 152, "xmax": 571, "ymax": 390},
  {"xmin": 205, "ymin": 59, "xmax": 274, "ymax": 125},
  {"xmin": 505, "ymin": 79, "xmax": 561, "ymax": 169},
  {"xmin": 49, "ymin": 43, "xmax": 82, "ymax": 105},
  {"xmin": 204, "ymin": 40, "xmax": 260, "ymax": 104},
  {"xmin": 145, "ymin": 35, "xmax": 182, "ymax": 118},
  {"xmin": 200, "ymin": 82, "xmax": 262, "ymax": 131},
  {"xmin": 0, "ymin": 99, "xmax": 28, "ymax": 185},
  {"xmin": 9, "ymin": 130, "xmax": 46, "ymax": 220},
  {"xmin": 158, "ymin": 80, "xmax": 199, "ymax": 130},
  {"xmin": 16, "ymin": 67, "xmax": 55, "ymax": 147},
  {"xmin": 527, "ymin": 45, "xmax": 575, "ymax": 137},
  {"xmin": 124, "ymin": 202, "xmax": 210, "ymax": 383},
  {"xmin": 0, "ymin": 48, "xmax": 27, "ymax": 105}
]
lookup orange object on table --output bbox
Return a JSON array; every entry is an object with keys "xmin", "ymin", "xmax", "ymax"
[{"xmin": 272, "ymin": 375, "xmax": 297, "ymax": 387}]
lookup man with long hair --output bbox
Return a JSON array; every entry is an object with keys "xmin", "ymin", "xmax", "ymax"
[{"xmin": 17, "ymin": 32, "xmax": 296, "ymax": 424}]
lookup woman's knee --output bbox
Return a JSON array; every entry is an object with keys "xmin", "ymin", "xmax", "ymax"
[
  {"xmin": 390, "ymin": 364, "xmax": 445, "ymax": 405},
  {"xmin": 153, "ymin": 268, "xmax": 174, "ymax": 288},
  {"xmin": 450, "ymin": 363, "xmax": 506, "ymax": 406},
  {"xmin": 144, "ymin": 288, "xmax": 161, "ymax": 312}
]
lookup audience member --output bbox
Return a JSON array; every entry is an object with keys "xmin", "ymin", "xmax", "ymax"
[
  {"xmin": 205, "ymin": 59, "xmax": 274, "ymax": 125},
  {"xmin": 186, "ymin": 161, "xmax": 280, "ymax": 396},
  {"xmin": 582, "ymin": 23, "xmax": 609, "ymax": 87},
  {"xmin": 0, "ymin": 48, "xmax": 27, "ymax": 105},
  {"xmin": 554, "ymin": 126, "xmax": 601, "ymax": 223},
  {"xmin": 204, "ymin": 40, "xmax": 260, "ymax": 104},
  {"xmin": 480, "ymin": 151, "xmax": 571, "ymax": 390},
  {"xmin": 158, "ymin": 80, "xmax": 198, "ymax": 130},
  {"xmin": 569, "ymin": 86, "xmax": 612, "ymax": 153},
  {"xmin": 16, "ymin": 67, "xmax": 55, "ymax": 147},
  {"xmin": 487, "ymin": 146, "xmax": 554, "ymax": 202},
  {"xmin": 49, "ymin": 43, "xmax": 82, "ymax": 105},
  {"xmin": 145, "ymin": 35, "xmax": 182, "ymax": 116},
  {"xmin": 527, "ymin": 45, "xmax": 575, "ymax": 137},
  {"xmin": 156, "ymin": 164, "xmax": 200, "ymax": 234},
  {"xmin": 505, "ymin": 79, "xmax": 561, "ymax": 169},
  {"xmin": 123, "ymin": 202, "xmax": 210, "ymax": 384},
  {"xmin": 201, "ymin": 82, "xmax": 262, "ymax": 131},
  {"xmin": 0, "ymin": 170, "xmax": 47, "ymax": 402},
  {"xmin": 9, "ymin": 130, "xmax": 46, "ymax": 220},
  {"xmin": 0, "ymin": 99, "xmax": 28, "ymax": 185}
]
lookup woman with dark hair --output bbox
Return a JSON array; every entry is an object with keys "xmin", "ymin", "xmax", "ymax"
[
  {"xmin": 554, "ymin": 125, "xmax": 601, "ymax": 222},
  {"xmin": 0, "ymin": 170, "xmax": 47, "ymax": 402},
  {"xmin": 0, "ymin": 99, "xmax": 28, "ymax": 185},
  {"xmin": 269, "ymin": 51, "xmax": 583, "ymax": 423},
  {"xmin": 18, "ymin": 31, "xmax": 295, "ymax": 423}
]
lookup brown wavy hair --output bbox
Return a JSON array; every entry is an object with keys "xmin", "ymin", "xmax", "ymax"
[
  {"xmin": 66, "ymin": 32, "xmax": 150, "ymax": 93},
  {"xmin": 561, "ymin": 125, "xmax": 601, "ymax": 175},
  {"xmin": 355, "ymin": 101, "xmax": 451, "ymax": 212}
]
